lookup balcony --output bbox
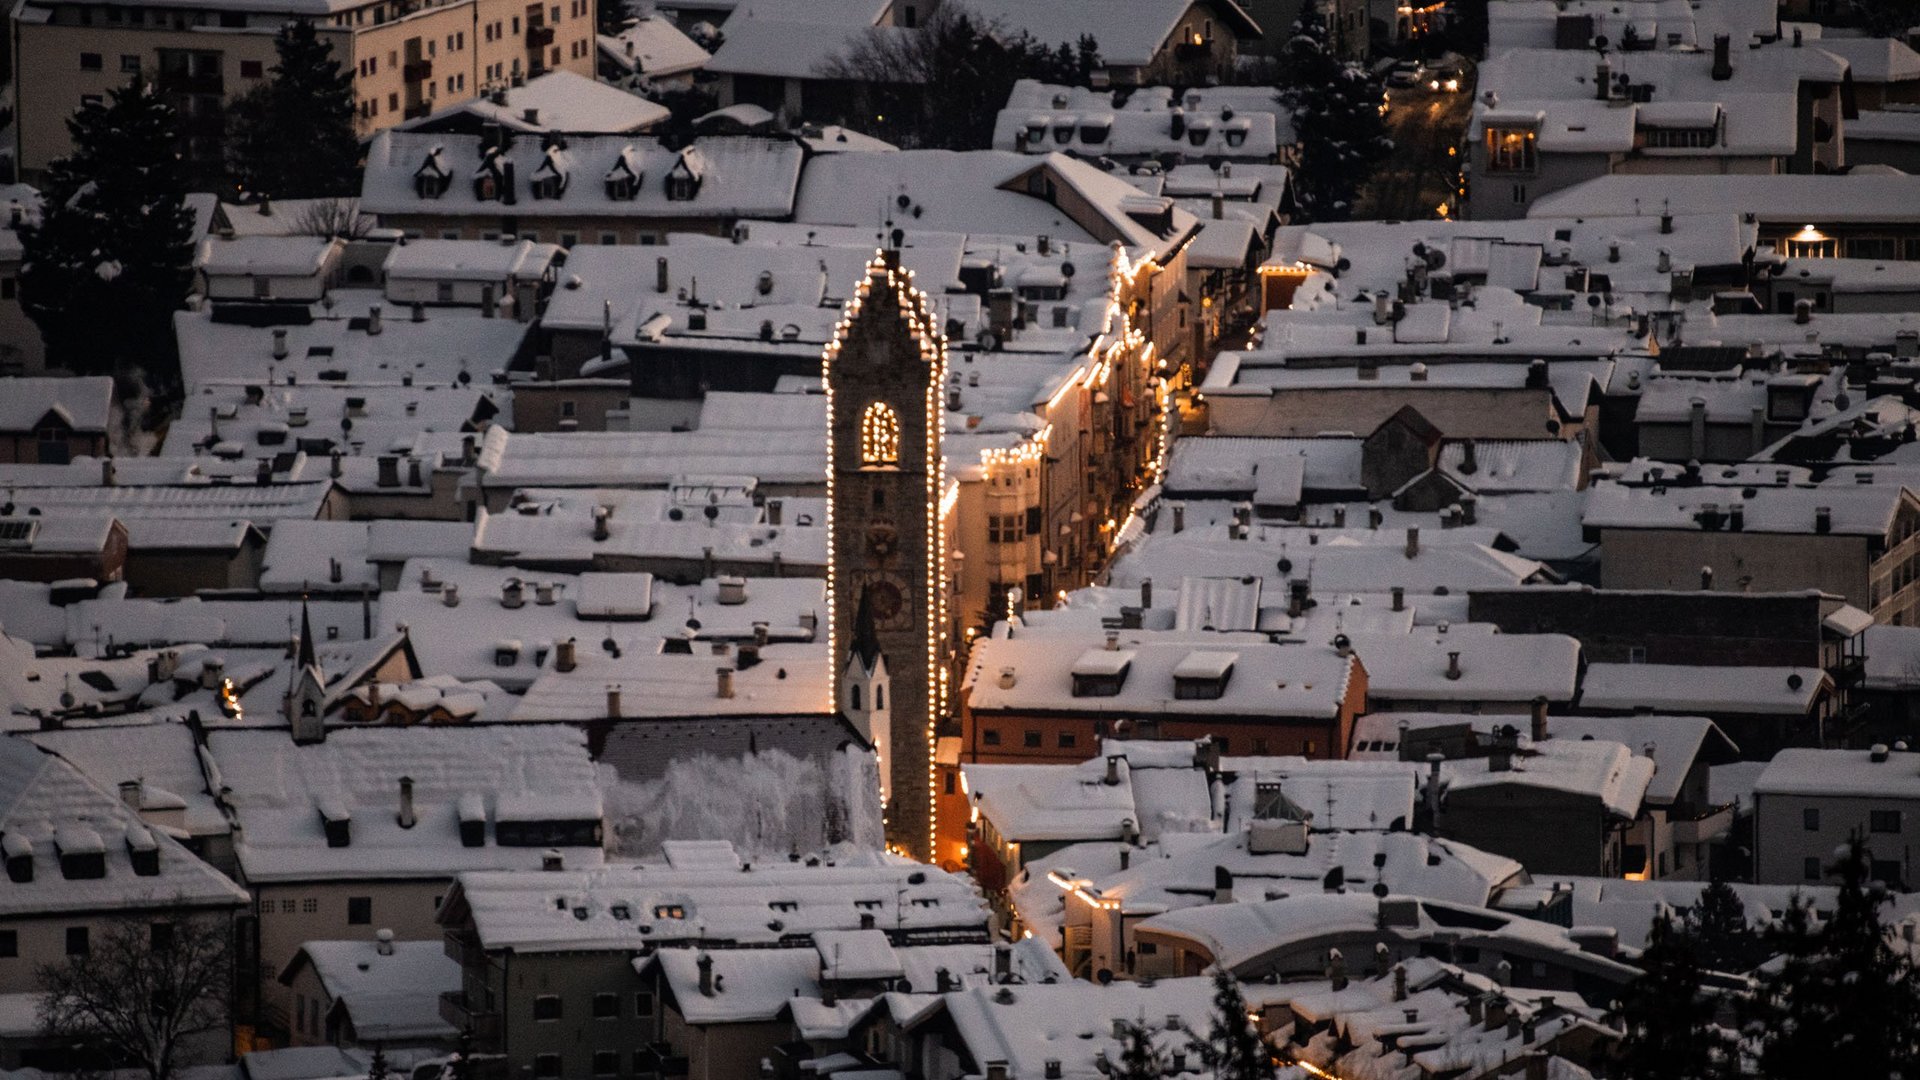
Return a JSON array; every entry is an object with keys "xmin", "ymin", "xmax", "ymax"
[
  {"xmin": 525, "ymin": 23, "xmax": 555, "ymax": 47},
  {"xmin": 1669, "ymin": 803, "xmax": 1736, "ymax": 846},
  {"xmin": 1832, "ymin": 654, "xmax": 1866, "ymax": 688},
  {"xmin": 1173, "ymin": 40, "xmax": 1213, "ymax": 62},
  {"xmin": 403, "ymin": 59, "xmax": 433, "ymax": 82},
  {"xmin": 438, "ymin": 991, "xmax": 501, "ymax": 1044}
]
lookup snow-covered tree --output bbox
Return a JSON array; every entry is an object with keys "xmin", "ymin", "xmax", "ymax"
[
  {"xmin": 226, "ymin": 19, "xmax": 361, "ymax": 198},
  {"xmin": 1612, "ymin": 911, "xmax": 1733, "ymax": 1080},
  {"xmin": 19, "ymin": 75, "xmax": 195, "ymax": 389},
  {"xmin": 1118, "ymin": 1021, "xmax": 1163, "ymax": 1080},
  {"xmin": 1276, "ymin": 7, "xmax": 1391, "ymax": 222},
  {"xmin": 1190, "ymin": 968, "xmax": 1275, "ymax": 1080},
  {"xmin": 1745, "ymin": 840, "xmax": 1920, "ymax": 1077},
  {"xmin": 1687, "ymin": 878, "xmax": 1757, "ymax": 972}
]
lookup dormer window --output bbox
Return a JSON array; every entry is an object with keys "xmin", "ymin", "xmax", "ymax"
[
  {"xmin": 474, "ymin": 172, "xmax": 499, "ymax": 202},
  {"xmin": 604, "ymin": 160, "xmax": 641, "ymax": 200},
  {"xmin": 531, "ymin": 174, "xmax": 565, "ymax": 199},
  {"xmin": 1172, "ymin": 650, "xmax": 1237, "ymax": 700},
  {"xmin": 665, "ymin": 148, "xmax": 706, "ymax": 202},
  {"xmin": 54, "ymin": 827, "xmax": 105, "ymax": 881},
  {"xmin": 1224, "ymin": 127, "xmax": 1247, "ymax": 148},
  {"xmin": 414, "ymin": 148, "xmax": 451, "ymax": 199},
  {"xmin": 1080, "ymin": 119, "xmax": 1110, "ymax": 143},
  {"xmin": 1071, "ymin": 648, "xmax": 1134, "ymax": 697},
  {"xmin": 1052, "ymin": 122, "xmax": 1075, "ymax": 144},
  {"xmin": 1025, "ymin": 118, "xmax": 1047, "ymax": 144},
  {"xmin": 1187, "ymin": 120, "xmax": 1212, "ymax": 147},
  {"xmin": 654, "ymin": 904, "xmax": 686, "ymax": 919}
]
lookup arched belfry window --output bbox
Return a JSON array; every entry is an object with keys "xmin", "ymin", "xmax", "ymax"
[{"xmin": 861, "ymin": 402, "xmax": 901, "ymax": 466}]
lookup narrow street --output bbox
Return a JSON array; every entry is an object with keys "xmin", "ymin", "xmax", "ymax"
[{"xmin": 1356, "ymin": 65, "xmax": 1476, "ymax": 221}]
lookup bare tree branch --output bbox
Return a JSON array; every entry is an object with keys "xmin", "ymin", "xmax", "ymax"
[{"xmin": 38, "ymin": 909, "xmax": 235, "ymax": 1080}]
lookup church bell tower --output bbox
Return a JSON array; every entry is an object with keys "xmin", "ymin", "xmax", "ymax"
[{"xmin": 824, "ymin": 251, "xmax": 948, "ymax": 859}]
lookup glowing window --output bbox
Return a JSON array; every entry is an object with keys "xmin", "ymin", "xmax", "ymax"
[{"xmin": 861, "ymin": 402, "xmax": 901, "ymax": 466}]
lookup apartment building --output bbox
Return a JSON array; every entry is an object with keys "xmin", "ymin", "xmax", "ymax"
[{"xmin": 11, "ymin": 0, "xmax": 596, "ymax": 182}]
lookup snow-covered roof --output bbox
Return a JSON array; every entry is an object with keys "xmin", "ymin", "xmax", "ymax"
[
  {"xmin": 447, "ymin": 847, "xmax": 988, "ymax": 951},
  {"xmin": 962, "ymin": 741, "xmax": 1214, "ymax": 844},
  {"xmin": 993, "ymin": 102, "xmax": 1282, "ymax": 162},
  {"xmin": 1350, "ymin": 625, "xmax": 1582, "ymax": 703},
  {"xmin": 1582, "ymin": 480, "xmax": 1913, "ymax": 537},
  {"xmin": 1539, "ymin": 715, "xmax": 1737, "ymax": 803},
  {"xmin": 400, "ymin": 71, "xmax": 668, "ymax": 135},
  {"xmin": 207, "ymin": 726, "xmax": 605, "ymax": 883},
  {"xmin": 361, "ymin": 132, "xmax": 804, "ymax": 220},
  {"xmin": 963, "ymin": 0, "xmax": 1260, "ymax": 67},
  {"xmin": 196, "ymin": 234, "xmax": 341, "ymax": 277},
  {"xmin": 1529, "ymin": 173, "xmax": 1920, "ymax": 224},
  {"xmin": 1443, "ymin": 738, "xmax": 1653, "ymax": 819},
  {"xmin": 598, "ymin": 15, "xmax": 711, "ymax": 79},
  {"xmin": 174, "ymin": 290, "xmax": 529, "ymax": 390},
  {"xmin": 1755, "ymin": 746, "xmax": 1920, "ymax": 799},
  {"xmin": 0, "ymin": 736, "xmax": 247, "ymax": 917},
  {"xmin": 964, "ymin": 635, "xmax": 1355, "ymax": 719},
  {"xmin": 794, "ymin": 150, "xmax": 1198, "ymax": 261},
  {"xmin": 0, "ymin": 376, "xmax": 113, "ymax": 433},
  {"xmin": 471, "ymin": 487, "xmax": 826, "ymax": 573},
  {"xmin": 29, "ymin": 722, "xmax": 229, "ymax": 836},
  {"xmin": 282, "ymin": 938, "xmax": 460, "ymax": 1043},
  {"xmin": 1579, "ymin": 662, "xmax": 1827, "ymax": 715},
  {"xmin": 382, "ymin": 238, "xmax": 560, "ymax": 282}
]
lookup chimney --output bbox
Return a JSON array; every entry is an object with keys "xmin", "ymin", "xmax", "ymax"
[
  {"xmin": 1525, "ymin": 359, "xmax": 1549, "ymax": 388},
  {"xmin": 1700, "ymin": 565, "xmax": 1714, "ymax": 590},
  {"xmin": 119, "ymin": 779, "xmax": 143, "ymax": 811},
  {"xmin": 272, "ymin": 328, "xmax": 289, "ymax": 359},
  {"xmin": 1816, "ymin": 506, "xmax": 1833, "ymax": 534},
  {"xmin": 1393, "ymin": 963, "xmax": 1408, "ymax": 1002},
  {"xmin": 1333, "ymin": 506, "xmax": 1347, "ymax": 527},
  {"xmin": 1369, "ymin": 506, "xmax": 1384, "ymax": 529},
  {"xmin": 1459, "ymin": 439, "xmax": 1478, "ymax": 474},
  {"xmin": 592, "ymin": 505, "xmax": 611, "ymax": 541},
  {"xmin": 1172, "ymin": 504, "xmax": 1185, "ymax": 533},
  {"xmin": 697, "ymin": 952, "xmax": 715, "ymax": 996},
  {"xmin": 377, "ymin": 456, "xmax": 400, "ymax": 488},
  {"xmin": 442, "ymin": 583, "xmax": 460, "ymax": 608},
  {"xmin": 556, "ymin": 637, "xmax": 576, "ymax": 672},
  {"xmin": 1328, "ymin": 948, "xmax": 1348, "ymax": 992},
  {"xmin": 1660, "ymin": 199, "xmax": 1673, "ymax": 235},
  {"xmin": 1405, "ymin": 527, "xmax": 1420, "ymax": 559},
  {"xmin": 1105, "ymin": 755, "xmax": 1122, "ymax": 785},
  {"xmin": 766, "ymin": 498, "xmax": 783, "ymax": 526},
  {"xmin": 1711, "ymin": 34, "xmax": 1732, "ymax": 80},
  {"xmin": 1446, "ymin": 651, "xmax": 1462, "ymax": 680},
  {"xmin": 1373, "ymin": 291, "xmax": 1392, "ymax": 325},
  {"xmin": 1213, "ymin": 865, "xmax": 1234, "ymax": 904},
  {"xmin": 502, "ymin": 578, "xmax": 525, "ymax": 609},
  {"xmin": 1460, "ymin": 494, "xmax": 1478, "ymax": 526},
  {"xmin": 1595, "ymin": 58, "xmax": 1611, "ymax": 100},
  {"xmin": 1730, "ymin": 502, "xmax": 1745, "ymax": 531},
  {"xmin": 1140, "ymin": 577, "xmax": 1153, "ymax": 609},
  {"xmin": 542, "ymin": 850, "xmax": 564, "ymax": 871},
  {"xmin": 375, "ymin": 928, "xmax": 395, "ymax": 956},
  {"xmin": 1530, "ymin": 697, "xmax": 1548, "ymax": 743},
  {"xmin": 412, "ymin": 301, "xmax": 426, "ymax": 323},
  {"xmin": 1391, "ymin": 585, "xmax": 1405, "ymax": 611},
  {"xmin": 1104, "ymin": 629, "xmax": 1119, "ymax": 651},
  {"xmin": 535, "ymin": 581, "xmax": 556, "ymax": 605},
  {"xmin": 328, "ymin": 557, "xmax": 343, "ymax": 584},
  {"xmin": 717, "ymin": 667, "xmax": 735, "ymax": 699},
  {"xmin": 397, "ymin": 776, "xmax": 416, "ymax": 829},
  {"xmin": 256, "ymin": 457, "xmax": 274, "ymax": 486},
  {"xmin": 1657, "ymin": 248, "xmax": 1671, "ymax": 274},
  {"xmin": 1489, "ymin": 736, "xmax": 1513, "ymax": 773},
  {"xmin": 1795, "ymin": 299, "xmax": 1813, "ymax": 325},
  {"xmin": 1426, "ymin": 753, "xmax": 1443, "ymax": 823},
  {"xmin": 367, "ymin": 305, "xmax": 383, "ymax": 335},
  {"xmin": 330, "ymin": 451, "xmax": 343, "ymax": 479},
  {"xmin": 606, "ymin": 686, "xmax": 622, "ymax": 718}
]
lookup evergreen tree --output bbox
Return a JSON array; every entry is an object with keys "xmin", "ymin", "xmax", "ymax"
[
  {"xmin": 226, "ymin": 19, "xmax": 361, "ymax": 197},
  {"xmin": 1275, "ymin": 7, "xmax": 1391, "ymax": 222},
  {"xmin": 18, "ymin": 75, "xmax": 195, "ymax": 389},
  {"xmin": 1688, "ymin": 878, "xmax": 1755, "ymax": 972},
  {"xmin": 366, "ymin": 1045, "xmax": 389, "ymax": 1080},
  {"xmin": 1746, "ymin": 841, "xmax": 1920, "ymax": 1078},
  {"xmin": 1190, "ymin": 968, "xmax": 1275, "ymax": 1080},
  {"xmin": 1118, "ymin": 1021, "xmax": 1162, "ymax": 1080},
  {"xmin": 1612, "ymin": 912, "xmax": 1731, "ymax": 1080},
  {"xmin": 597, "ymin": 0, "xmax": 629, "ymax": 38}
]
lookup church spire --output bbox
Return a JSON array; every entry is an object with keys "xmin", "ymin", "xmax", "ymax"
[
  {"xmin": 297, "ymin": 595, "xmax": 318, "ymax": 672},
  {"xmin": 849, "ymin": 583, "xmax": 882, "ymax": 670}
]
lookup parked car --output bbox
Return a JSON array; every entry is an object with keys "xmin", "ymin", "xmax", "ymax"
[{"xmin": 1387, "ymin": 60, "xmax": 1425, "ymax": 88}]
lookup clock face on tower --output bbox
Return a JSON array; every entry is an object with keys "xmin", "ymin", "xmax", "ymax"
[{"xmin": 858, "ymin": 572, "xmax": 911, "ymax": 630}]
